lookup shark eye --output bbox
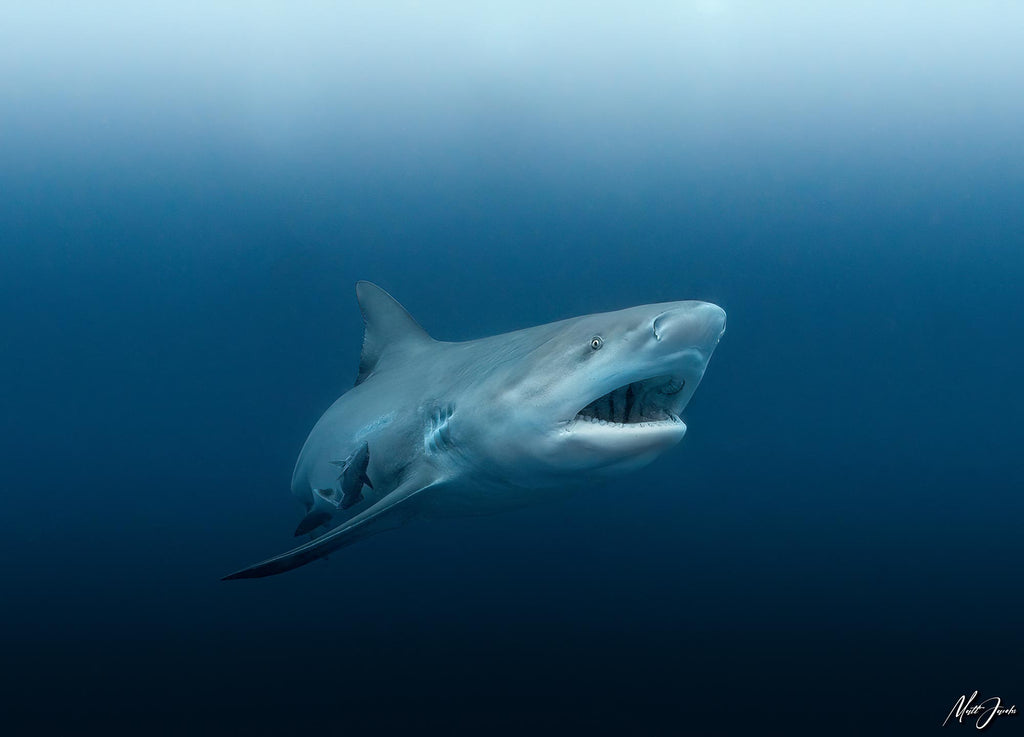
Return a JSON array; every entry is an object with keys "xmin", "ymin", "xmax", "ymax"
[{"xmin": 590, "ymin": 336, "xmax": 603, "ymax": 350}]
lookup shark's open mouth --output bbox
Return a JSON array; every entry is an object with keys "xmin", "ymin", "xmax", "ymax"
[{"xmin": 573, "ymin": 375, "xmax": 686, "ymax": 426}]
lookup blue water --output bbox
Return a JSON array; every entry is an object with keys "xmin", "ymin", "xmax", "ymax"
[{"xmin": 2, "ymin": 4, "xmax": 1022, "ymax": 735}]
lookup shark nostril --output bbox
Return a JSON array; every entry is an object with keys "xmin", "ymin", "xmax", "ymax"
[
  {"xmin": 652, "ymin": 313, "xmax": 667, "ymax": 341},
  {"xmin": 652, "ymin": 304, "xmax": 727, "ymax": 347}
]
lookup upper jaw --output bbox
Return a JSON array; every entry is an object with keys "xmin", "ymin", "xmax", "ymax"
[
  {"xmin": 568, "ymin": 352, "xmax": 709, "ymax": 429},
  {"xmin": 571, "ymin": 374, "xmax": 684, "ymax": 426}
]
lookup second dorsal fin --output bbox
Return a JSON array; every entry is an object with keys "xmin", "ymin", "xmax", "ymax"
[{"xmin": 354, "ymin": 281, "xmax": 433, "ymax": 385}]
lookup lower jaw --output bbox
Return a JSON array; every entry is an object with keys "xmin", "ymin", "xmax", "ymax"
[
  {"xmin": 562, "ymin": 421, "xmax": 688, "ymax": 453},
  {"xmin": 559, "ymin": 420, "xmax": 688, "ymax": 474},
  {"xmin": 570, "ymin": 413, "xmax": 684, "ymax": 430},
  {"xmin": 548, "ymin": 418, "xmax": 687, "ymax": 476}
]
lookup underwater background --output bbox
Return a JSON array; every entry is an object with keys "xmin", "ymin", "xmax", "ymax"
[{"xmin": 1, "ymin": 2, "xmax": 1021, "ymax": 734}]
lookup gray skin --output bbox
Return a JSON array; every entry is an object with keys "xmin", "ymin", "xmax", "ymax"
[{"xmin": 223, "ymin": 281, "xmax": 726, "ymax": 579}]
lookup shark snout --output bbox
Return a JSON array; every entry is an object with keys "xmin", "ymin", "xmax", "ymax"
[{"xmin": 652, "ymin": 302, "xmax": 726, "ymax": 351}]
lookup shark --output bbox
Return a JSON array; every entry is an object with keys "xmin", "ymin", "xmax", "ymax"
[{"xmin": 223, "ymin": 282, "xmax": 726, "ymax": 579}]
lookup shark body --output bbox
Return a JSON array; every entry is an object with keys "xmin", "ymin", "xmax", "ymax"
[{"xmin": 224, "ymin": 282, "xmax": 726, "ymax": 579}]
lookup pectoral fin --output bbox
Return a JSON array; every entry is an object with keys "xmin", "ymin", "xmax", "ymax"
[{"xmin": 223, "ymin": 470, "xmax": 442, "ymax": 580}]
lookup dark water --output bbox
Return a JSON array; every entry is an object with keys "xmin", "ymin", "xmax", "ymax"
[{"xmin": 2, "ymin": 4, "xmax": 1022, "ymax": 735}]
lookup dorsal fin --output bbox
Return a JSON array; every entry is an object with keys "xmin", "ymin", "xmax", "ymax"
[{"xmin": 355, "ymin": 281, "xmax": 433, "ymax": 385}]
